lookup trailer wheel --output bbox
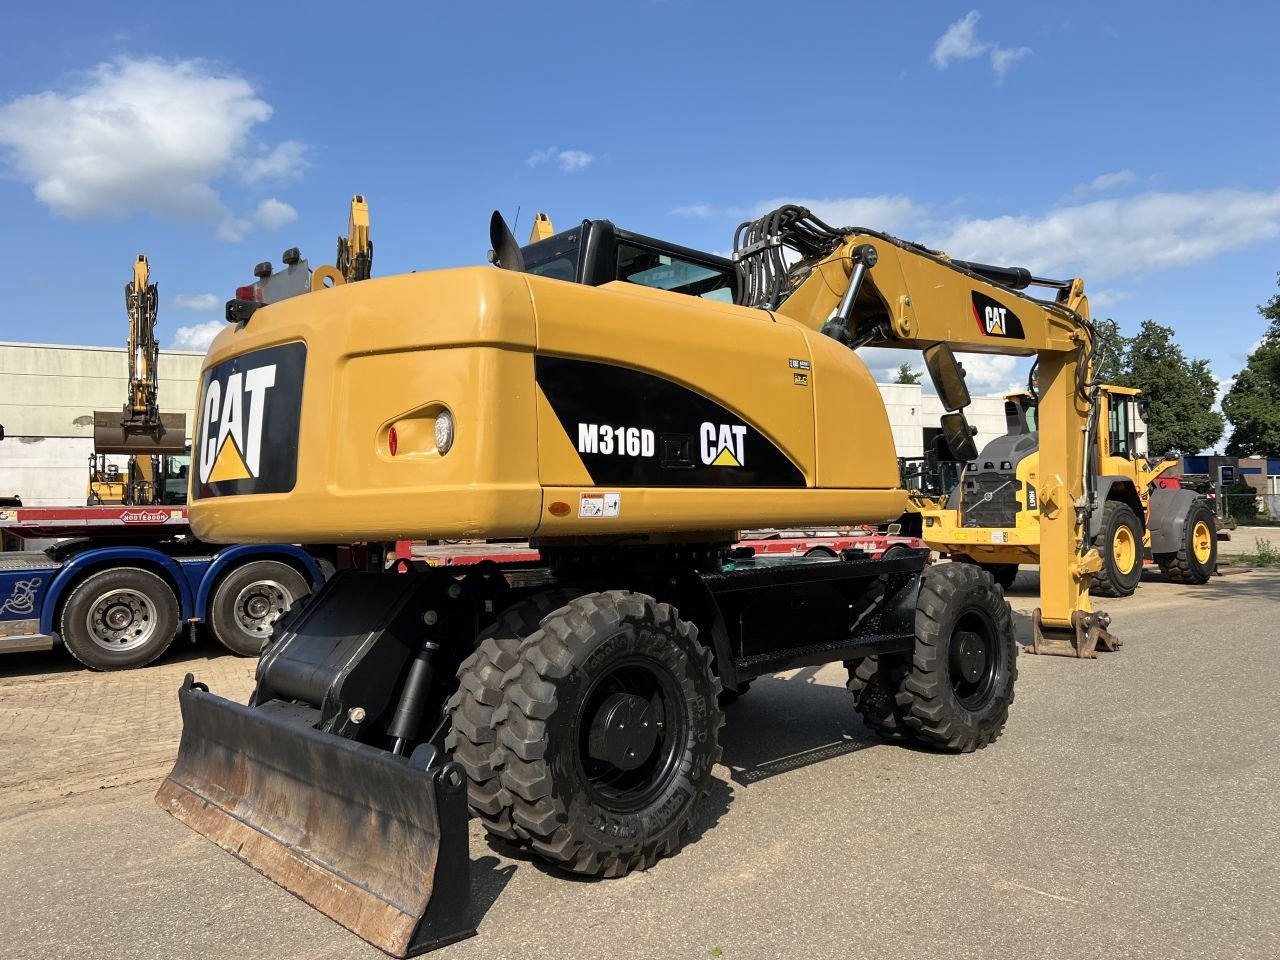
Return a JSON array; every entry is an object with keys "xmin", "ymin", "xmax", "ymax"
[
  {"xmin": 496, "ymin": 591, "xmax": 723, "ymax": 877},
  {"xmin": 847, "ymin": 655, "xmax": 915, "ymax": 741},
  {"xmin": 895, "ymin": 563, "xmax": 1016, "ymax": 752},
  {"xmin": 208, "ymin": 561, "xmax": 310, "ymax": 657},
  {"xmin": 446, "ymin": 589, "xmax": 580, "ymax": 844},
  {"xmin": 1155, "ymin": 500, "xmax": 1217, "ymax": 584},
  {"xmin": 59, "ymin": 567, "xmax": 180, "ymax": 671},
  {"xmin": 1090, "ymin": 501, "xmax": 1143, "ymax": 598}
]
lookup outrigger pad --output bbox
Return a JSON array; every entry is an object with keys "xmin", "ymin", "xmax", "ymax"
[{"xmin": 156, "ymin": 676, "xmax": 474, "ymax": 957}]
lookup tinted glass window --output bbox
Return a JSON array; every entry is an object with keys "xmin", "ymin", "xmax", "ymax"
[
  {"xmin": 521, "ymin": 227, "xmax": 582, "ymax": 282},
  {"xmin": 616, "ymin": 243, "xmax": 735, "ymax": 301}
]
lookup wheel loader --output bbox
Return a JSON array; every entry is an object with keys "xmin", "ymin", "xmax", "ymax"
[
  {"xmin": 921, "ymin": 384, "xmax": 1217, "ymax": 594},
  {"xmin": 158, "ymin": 202, "xmax": 1118, "ymax": 956}
]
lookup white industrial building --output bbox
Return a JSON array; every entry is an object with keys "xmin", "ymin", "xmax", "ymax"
[{"xmin": 1, "ymin": 342, "xmax": 1009, "ymax": 506}]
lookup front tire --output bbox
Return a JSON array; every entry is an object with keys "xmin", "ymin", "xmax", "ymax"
[
  {"xmin": 896, "ymin": 563, "xmax": 1017, "ymax": 752},
  {"xmin": 208, "ymin": 560, "xmax": 310, "ymax": 656},
  {"xmin": 59, "ymin": 567, "xmax": 180, "ymax": 670},
  {"xmin": 496, "ymin": 592, "xmax": 723, "ymax": 877},
  {"xmin": 1156, "ymin": 501, "xmax": 1217, "ymax": 584},
  {"xmin": 847, "ymin": 655, "xmax": 915, "ymax": 741},
  {"xmin": 1091, "ymin": 501, "xmax": 1143, "ymax": 598}
]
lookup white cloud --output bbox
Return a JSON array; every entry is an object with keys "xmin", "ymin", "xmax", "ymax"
[
  {"xmin": 526, "ymin": 145, "xmax": 597, "ymax": 172},
  {"xmin": 672, "ymin": 202, "xmax": 716, "ymax": 218},
  {"xmin": 931, "ymin": 188, "xmax": 1280, "ymax": 283},
  {"xmin": 170, "ymin": 320, "xmax": 223, "ymax": 352},
  {"xmin": 931, "ymin": 10, "xmax": 1031, "ymax": 82},
  {"xmin": 1090, "ymin": 289, "xmax": 1134, "ymax": 309},
  {"xmin": 235, "ymin": 140, "xmax": 307, "ymax": 183},
  {"xmin": 0, "ymin": 57, "xmax": 301, "ymax": 222},
  {"xmin": 754, "ymin": 195, "xmax": 928, "ymax": 235},
  {"xmin": 1075, "ymin": 170, "xmax": 1136, "ymax": 196},
  {"xmin": 215, "ymin": 197, "xmax": 298, "ymax": 242},
  {"xmin": 172, "ymin": 292, "xmax": 219, "ymax": 311},
  {"xmin": 254, "ymin": 197, "xmax": 297, "ymax": 230}
]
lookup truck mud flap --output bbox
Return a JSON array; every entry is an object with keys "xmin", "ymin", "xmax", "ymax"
[{"xmin": 156, "ymin": 676, "xmax": 474, "ymax": 957}]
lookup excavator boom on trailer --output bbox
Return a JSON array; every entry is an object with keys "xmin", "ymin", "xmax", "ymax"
[{"xmin": 159, "ymin": 202, "xmax": 1115, "ymax": 956}]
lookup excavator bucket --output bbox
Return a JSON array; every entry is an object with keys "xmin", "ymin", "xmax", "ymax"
[
  {"xmin": 92, "ymin": 410, "xmax": 188, "ymax": 454},
  {"xmin": 156, "ymin": 676, "xmax": 475, "ymax": 956}
]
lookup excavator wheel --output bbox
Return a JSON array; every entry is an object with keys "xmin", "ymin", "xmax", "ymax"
[
  {"xmin": 895, "ymin": 563, "xmax": 1017, "ymax": 753},
  {"xmin": 1155, "ymin": 499, "xmax": 1217, "ymax": 585},
  {"xmin": 445, "ymin": 589, "xmax": 580, "ymax": 844},
  {"xmin": 1091, "ymin": 501, "xmax": 1144, "ymax": 598},
  {"xmin": 495, "ymin": 591, "xmax": 722, "ymax": 877},
  {"xmin": 846, "ymin": 655, "xmax": 916, "ymax": 742}
]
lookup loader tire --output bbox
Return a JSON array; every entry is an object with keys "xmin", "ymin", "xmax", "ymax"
[
  {"xmin": 1155, "ymin": 500, "xmax": 1217, "ymax": 585},
  {"xmin": 208, "ymin": 560, "xmax": 310, "ymax": 657},
  {"xmin": 446, "ymin": 589, "xmax": 580, "ymax": 844},
  {"xmin": 847, "ymin": 655, "xmax": 916, "ymax": 741},
  {"xmin": 496, "ymin": 591, "xmax": 723, "ymax": 878},
  {"xmin": 1091, "ymin": 501, "xmax": 1143, "ymax": 598},
  {"xmin": 895, "ymin": 563, "xmax": 1016, "ymax": 753},
  {"xmin": 59, "ymin": 567, "xmax": 179, "ymax": 671}
]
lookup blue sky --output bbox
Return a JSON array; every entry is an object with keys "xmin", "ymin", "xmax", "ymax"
[{"xmin": 1, "ymin": 1, "xmax": 1277, "ymax": 407}]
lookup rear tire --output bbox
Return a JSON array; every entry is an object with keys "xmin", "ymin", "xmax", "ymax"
[
  {"xmin": 896, "ymin": 563, "xmax": 1017, "ymax": 752},
  {"xmin": 446, "ymin": 589, "xmax": 580, "ymax": 844},
  {"xmin": 496, "ymin": 592, "xmax": 722, "ymax": 877},
  {"xmin": 1091, "ymin": 501, "xmax": 1143, "ymax": 598},
  {"xmin": 59, "ymin": 567, "xmax": 179, "ymax": 671},
  {"xmin": 847, "ymin": 655, "xmax": 916, "ymax": 742},
  {"xmin": 208, "ymin": 561, "xmax": 310, "ymax": 657},
  {"xmin": 1156, "ymin": 501, "xmax": 1217, "ymax": 584}
]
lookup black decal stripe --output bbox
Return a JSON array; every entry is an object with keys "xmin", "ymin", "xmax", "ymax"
[
  {"xmin": 971, "ymin": 291, "xmax": 1025, "ymax": 339},
  {"xmin": 536, "ymin": 355, "xmax": 806, "ymax": 487}
]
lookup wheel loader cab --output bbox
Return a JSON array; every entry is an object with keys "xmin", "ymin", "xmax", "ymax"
[{"xmin": 521, "ymin": 220, "xmax": 738, "ymax": 302}]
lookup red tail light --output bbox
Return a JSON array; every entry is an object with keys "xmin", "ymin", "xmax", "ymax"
[
  {"xmin": 388, "ymin": 426, "xmax": 398, "ymax": 457},
  {"xmin": 235, "ymin": 284, "xmax": 263, "ymax": 302}
]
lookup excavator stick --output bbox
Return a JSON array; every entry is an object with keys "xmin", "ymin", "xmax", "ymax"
[
  {"xmin": 156, "ymin": 570, "xmax": 484, "ymax": 956},
  {"xmin": 92, "ymin": 410, "xmax": 188, "ymax": 455}
]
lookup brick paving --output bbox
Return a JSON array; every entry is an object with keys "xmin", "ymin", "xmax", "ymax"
[{"xmin": 0, "ymin": 640, "xmax": 255, "ymax": 817}]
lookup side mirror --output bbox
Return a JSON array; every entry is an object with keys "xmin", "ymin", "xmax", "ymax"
[
  {"xmin": 940, "ymin": 412, "xmax": 979, "ymax": 461},
  {"xmin": 924, "ymin": 344, "xmax": 971, "ymax": 412}
]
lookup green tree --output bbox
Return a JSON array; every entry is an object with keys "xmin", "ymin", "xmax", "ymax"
[
  {"xmin": 1223, "ymin": 273, "xmax": 1280, "ymax": 456},
  {"xmin": 1120, "ymin": 320, "xmax": 1224, "ymax": 456},
  {"xmin": 1091, "ymin": 317, "xmax": 1129, "ymax": 384},
  {"xmin": 894, "ymin": 362, "xmax": 922, "ymax": 384}
]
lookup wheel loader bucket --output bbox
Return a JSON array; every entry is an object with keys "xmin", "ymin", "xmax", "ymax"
[
  {"xmin": 93, "ymin": 410, "xmax": 188, "ymax": 454},
  {"xmin": 156, "ymin": 676, "xmax": 475, "ymax": 957}
]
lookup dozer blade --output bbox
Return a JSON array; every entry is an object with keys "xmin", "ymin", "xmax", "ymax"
[
  {"xmin": 156, "ymin": 676, "xmax": 474, "ymax": 957},
  {"xmin": 93, "ymin": 410, "xmax": 188, "ymax": 454}
]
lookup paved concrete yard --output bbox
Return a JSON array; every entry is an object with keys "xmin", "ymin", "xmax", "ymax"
[{"xmin": 1, "ymin": 569, "xmax": 1277, "ymax": 960}]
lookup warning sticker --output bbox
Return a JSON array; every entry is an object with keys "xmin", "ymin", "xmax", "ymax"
[
  {"xmin": 992, "ymin": 531, "xmax": 1007, "ymax": 543},
  {"xmin": 579, "ymin": 492, "xmax": 621, "ymax": 518}
]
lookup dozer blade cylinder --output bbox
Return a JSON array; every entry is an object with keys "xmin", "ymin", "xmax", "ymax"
[
  {"xmin": 156, "ymin": 676, "xmax": 474, "ymax": 957},
  {"xmin": 93, "ymin": 411, "xmax": 188, "ymax": 454}
]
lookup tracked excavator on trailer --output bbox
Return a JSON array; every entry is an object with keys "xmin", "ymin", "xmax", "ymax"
[{"xmin": 158, "ymin": 202, "xmax": 1118, "ymax": 955}]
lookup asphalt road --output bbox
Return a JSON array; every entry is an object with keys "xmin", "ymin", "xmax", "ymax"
[{"xmin": 2, "ymin": 568, "xmax": 1277, "ymax": 960}]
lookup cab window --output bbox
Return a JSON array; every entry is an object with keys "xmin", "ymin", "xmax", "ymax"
[
  {"xmin": 616, "ymin": 243, "xmax": 735, "ymax": 303},
  {"xmin": 1109, "ymin": 397, "xmax": 1131, "ymax": 457}
]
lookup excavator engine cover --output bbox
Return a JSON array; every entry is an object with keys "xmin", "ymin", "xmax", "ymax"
[
  {"xmin": 156, "ymin": 570, "xmax": 480, "ymax": 956},
  {"xmin": 92, "ymin": 410, "xmax": 188, "ymax": 455}
]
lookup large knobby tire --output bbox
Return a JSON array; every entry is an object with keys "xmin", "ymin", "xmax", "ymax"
[
  {"xmin": 208, "ymin": 560, "xmax": 311, "ymax": 657},
  {"xmin": 1156, "ymin": 500, "xmax": 1217, "ymax": 585},
  {"xmin": 445, "ymin": 589, "xmax": 580, "ymax": 843},
  {"xmin": 59, "ymin": 567, "xmax": 180, "ymax": 671},
  {"xmin": 495, "ymin": 591, "xmax": 723, "ymax": 877},
  {"xmin": 847, "ymin": 655, "xmax": 916, "ymax": 742},
  {"xmin": 895, "ymin": 563, "xmax": 1017, "ymax": 752},
  {"xmin": 1091, "ymin": 501, "xmax": 1144, "ymax": 598}
]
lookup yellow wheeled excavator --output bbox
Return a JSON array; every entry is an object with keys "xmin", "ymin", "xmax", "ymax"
[
  {"xmin": 158, "ymin": 203, "xmax": 1117, "ymax": 955},
  {"xmin": 88, "ymin": 255, "xmax": 188, "ymax": 505}
]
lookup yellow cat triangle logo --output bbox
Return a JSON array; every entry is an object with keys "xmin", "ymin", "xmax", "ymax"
[
  {"xmin": 208, "ymin": 437, "xmax": 251, "ymax": 482},
  {"xmin": 711, "ymin": 446, "xmax": 742, "ymax": 467}
]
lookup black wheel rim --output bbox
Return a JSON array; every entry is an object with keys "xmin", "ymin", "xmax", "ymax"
[
  {"xmin": 574, "ymin": 654, "xmax": 686, "ymax": 813},
  {"xmin": 948, "ymin": 611, "xmax": 1000, "ymax": 710}
]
